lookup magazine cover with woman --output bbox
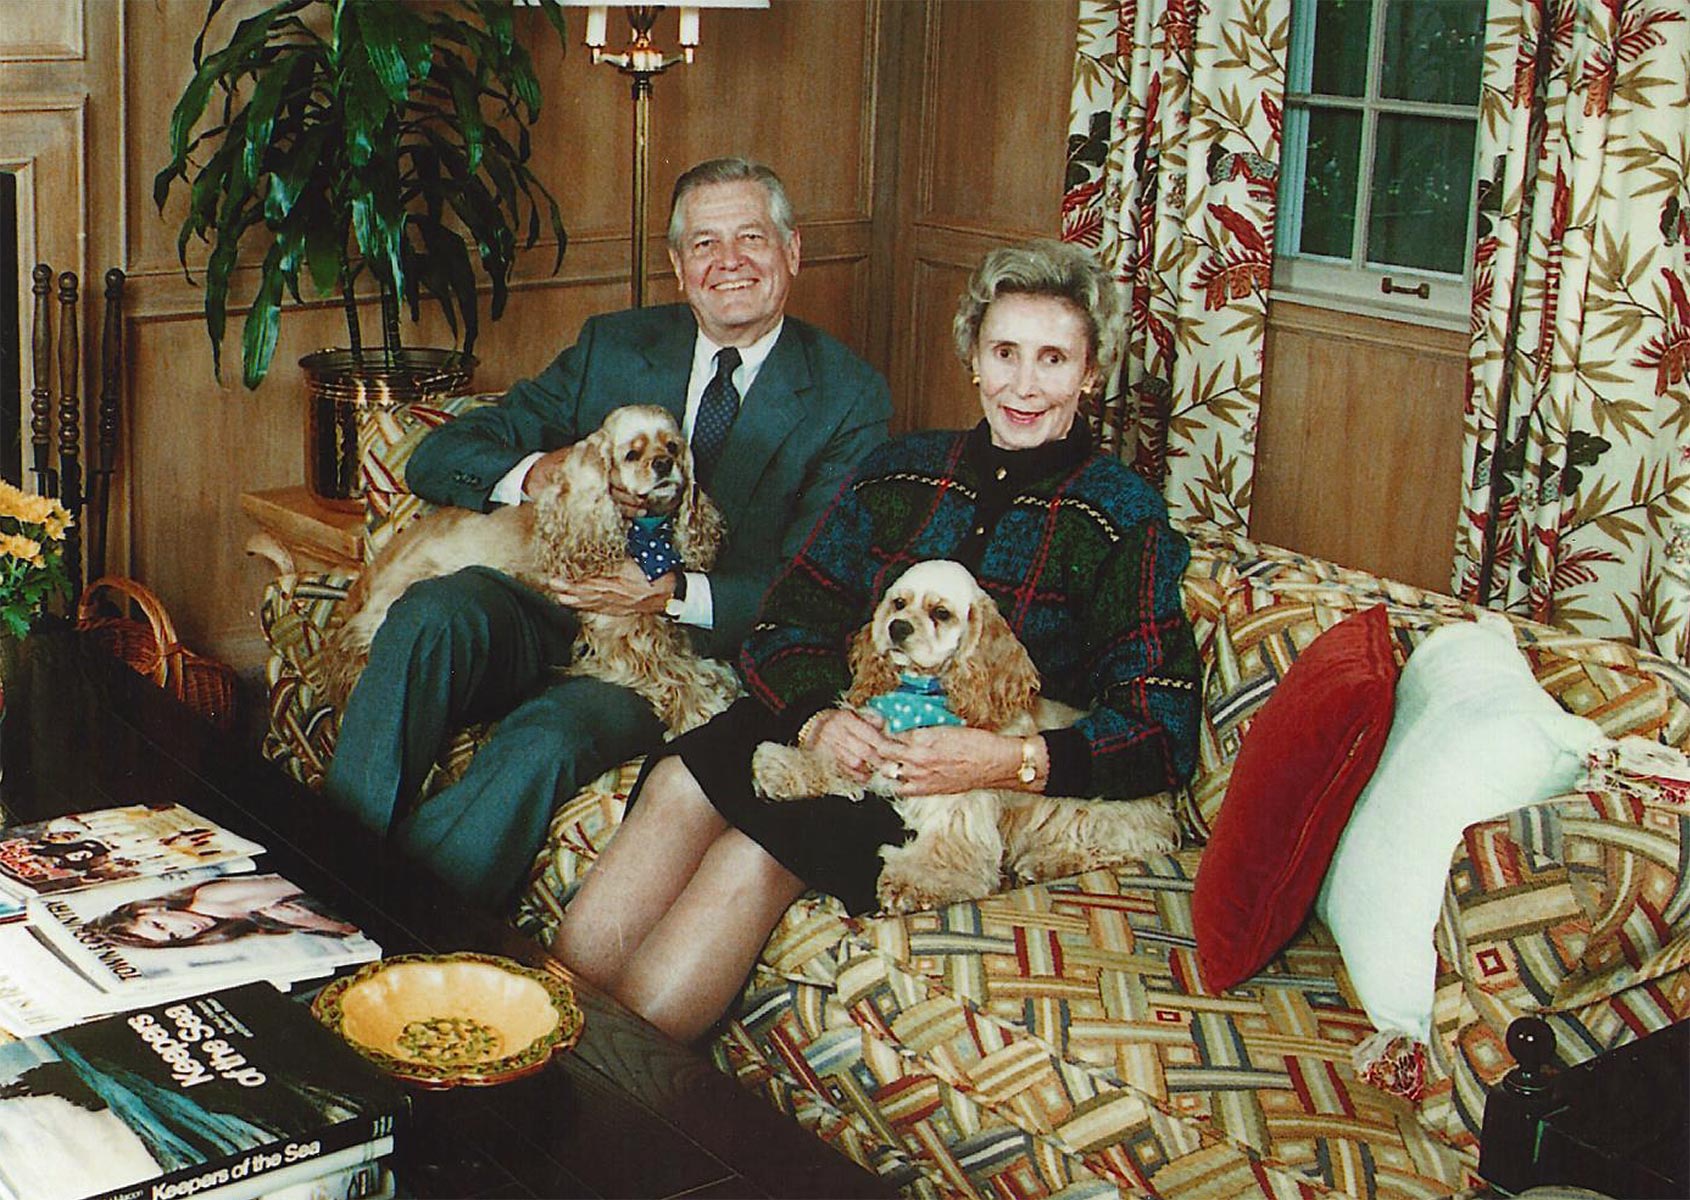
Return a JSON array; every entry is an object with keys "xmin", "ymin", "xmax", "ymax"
[
  {"xmin": 0, "ymin": 805, "xmax": 264, "ymax": 899},
  {"xmin": 26, "ymin": 873, "xmax": 380, "ymax": 1006}
]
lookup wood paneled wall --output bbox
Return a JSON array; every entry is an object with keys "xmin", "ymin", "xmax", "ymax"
[
  {"xmin": 877, "ymin": 0, "xmax": 1082, "ymax": 434},
  {"xmin": 4, "ymin": 0, "xmax": 1469, "ymax": 674},
  {"xmin": 1254, "ymin": 305, "xmax": 1469, "ymax": 592}
]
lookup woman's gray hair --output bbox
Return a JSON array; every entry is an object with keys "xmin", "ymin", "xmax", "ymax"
[
  {"xmin": 952, "ymin": 239, "xmax": 1125, "ymax": 380},
  {"xmin": 667, "ymin": 157, "xmax": 797, "ymax": 249}
]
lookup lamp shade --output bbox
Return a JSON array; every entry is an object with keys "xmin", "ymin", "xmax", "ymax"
[{"xmin": 553, "ymin": 1, "xmax": 768, "ymax": 49}]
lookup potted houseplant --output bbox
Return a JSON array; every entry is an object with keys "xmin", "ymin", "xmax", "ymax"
[{"xmin": 154, "ymin": 0, "xmax": 569, "ymax": 505}]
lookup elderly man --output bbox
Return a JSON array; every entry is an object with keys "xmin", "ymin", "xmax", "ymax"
[{"xmin": 324, "ymin": 157, "xmax": 891, "ymax": 908}]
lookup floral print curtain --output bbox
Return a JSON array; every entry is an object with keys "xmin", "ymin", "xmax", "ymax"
[
  {"xmin": 1064, "ymin": 0, "xmax": 1289, "ymax": 532},
  {"xmin": 1455, "ymin": 0, "xmax": 1690, "ymax": 657}
]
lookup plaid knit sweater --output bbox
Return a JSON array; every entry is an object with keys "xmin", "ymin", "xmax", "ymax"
[{"xmin": 741, "ymin": 421, "xmax": 1200, "ymax": 800}]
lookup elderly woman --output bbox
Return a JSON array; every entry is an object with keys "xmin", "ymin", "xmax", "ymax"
[{"xmin": 552, "ymin": 239, "xmax": 1200, "ymax": 1042}]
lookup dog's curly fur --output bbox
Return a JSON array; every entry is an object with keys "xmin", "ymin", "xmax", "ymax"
[
  {"xmin": 317, "ymin": 405, "xmax": 740, "ymax": 735},
  {"xmin": 751, "ymin": 560, "xmax": 1176, "ymax": 913}
]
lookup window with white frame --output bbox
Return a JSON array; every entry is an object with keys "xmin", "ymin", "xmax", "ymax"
[{"xmin": 1273, "ymin": 0, "xmax": 1486, "ymax": 328}]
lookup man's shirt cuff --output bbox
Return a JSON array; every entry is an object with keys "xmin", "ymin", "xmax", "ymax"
[
  {"xmin": 492, "ymin": 452, "xmax": 543, "ymax": 506},
  {"xmin": 673, "ymin": 571, "xmax": 714, "ymax": 628}
]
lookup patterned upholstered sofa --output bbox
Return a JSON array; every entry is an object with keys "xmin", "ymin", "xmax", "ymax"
[{"xmin": 259, "ymin": 395, "xmax": 1690, "ymax": 1200}]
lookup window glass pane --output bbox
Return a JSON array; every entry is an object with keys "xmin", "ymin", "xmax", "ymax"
[
  {"xmin": 1380, "ymin": 0, "xmax": 1485, "ymax": 104},
  {"xmin": 1307, "ymin": 0, "xmax": 1370, "ymax": 97},
  {"xmin": 1368, "ymin": 113, "xmax": 1476, "ymax": 273},
  {"xmin": 1296, "ymin": 107, "xmax": 1362, "ymax": 259}
]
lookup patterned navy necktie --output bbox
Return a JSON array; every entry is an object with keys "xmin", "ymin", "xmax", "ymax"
[{"xmin": 692, "ymin": 346, "xmax": 741, "ymax": 485}]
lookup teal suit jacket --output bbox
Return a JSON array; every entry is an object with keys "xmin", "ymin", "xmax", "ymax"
[{"xmin": 406, "ymin": 304, "xmax": 892, "ymax": 659}]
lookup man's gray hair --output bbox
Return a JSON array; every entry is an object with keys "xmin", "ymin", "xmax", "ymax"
[
  {"xmin": 667, "ymin": 157, "xmax": 797, "ymax": 250},
  {"xmin": 952, "ymin": 239, "xmax": 1125, "ymax": 380}
]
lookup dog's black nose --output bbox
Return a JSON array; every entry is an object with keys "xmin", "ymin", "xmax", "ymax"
[
  {"xmin": 654, "ymin": 457, "xmax": 673, "ymax": 477},
  {"xmin": 888, "ymin": 618, "xmax": 913, "ymax": 644}
]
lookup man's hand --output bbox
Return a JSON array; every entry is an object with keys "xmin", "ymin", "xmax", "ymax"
[
  {"xmin": 549, "ymin": 560, "xmax": 674, "ymax": 615},
  {"xmin": 522, "ymin": 449, "xmax": 647, "ymax": 518},
  {"xmin": 520, "ymin": 448, "xmax": 573, "ymax": 499}
]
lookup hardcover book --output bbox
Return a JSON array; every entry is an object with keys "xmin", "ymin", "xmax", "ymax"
[
  {"xmin": 0, "ymin": 806, "xmax": 264, "ymax": 899},
  {"xmin": 0, "ymin": 983, "xmax": 408, "ymax": 1200}
]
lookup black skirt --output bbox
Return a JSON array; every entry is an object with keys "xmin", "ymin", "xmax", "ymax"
[{"xmin": 634, "ymin": 697, "xmax": 908, "ymax": 916}]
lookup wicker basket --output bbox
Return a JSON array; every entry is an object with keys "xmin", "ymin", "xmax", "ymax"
[{"xmin": 76, "ymin": 576, "xmax": 238, "ymax": 732}]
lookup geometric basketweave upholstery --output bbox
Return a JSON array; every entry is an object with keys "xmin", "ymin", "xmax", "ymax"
[
  {"xmin": 259, "ymin": 411, "xmax": 1690, "ymax": 1200},
  {"xmin": 506, "ymin": 523, "xmax": 1690, "ymax": 1200}
]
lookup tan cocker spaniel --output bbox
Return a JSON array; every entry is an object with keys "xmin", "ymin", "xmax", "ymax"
[
  {"xmin": 318, "ymin": 404, "xmax": 740, "ymax": 735},
  {"xmin": 752, "ymin": 559, "xmax": 1177, "ymax": 913}
]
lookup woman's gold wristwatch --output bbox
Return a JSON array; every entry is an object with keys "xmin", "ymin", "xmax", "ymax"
[{"xmin": 1017, "ymin": 737, "xmax": 1040, "ymax": 786}]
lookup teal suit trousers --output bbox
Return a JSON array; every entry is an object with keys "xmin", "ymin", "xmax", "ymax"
[{"xmin": 324, "ymin": 567, "xmax": 664, "ymax": 908}]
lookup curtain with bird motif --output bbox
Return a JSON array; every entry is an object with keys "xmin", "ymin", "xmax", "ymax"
[
  {"xmin": 1064, "ymin": 0, "xmax": 1289, "ymax": 532},
  {"xmin": 1455, "ymin": 0, "xmax": 1690, "ymax": 657}
]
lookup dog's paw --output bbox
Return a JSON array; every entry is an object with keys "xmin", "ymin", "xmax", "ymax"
[
  {"xmin": 876, "ymin": 842, "xmax": 998, "ymax": 913},
  {"xmin": 751, "ymin": 743, "xmax": 808, "ymax": 800}
]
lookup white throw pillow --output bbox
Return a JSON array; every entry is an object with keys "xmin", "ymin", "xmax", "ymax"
[{"xmin": 1315, "ymin": 613, "xmax": 1602, "ymax": 1042}]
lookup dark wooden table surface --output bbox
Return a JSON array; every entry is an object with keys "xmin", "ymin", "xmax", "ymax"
[{"xmin": 0, "ymin": 625, "xmax": 895, "ymax": 1200}]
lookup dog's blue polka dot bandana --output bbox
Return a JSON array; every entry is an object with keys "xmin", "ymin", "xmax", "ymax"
[
  {"xmin": 627, "ymin": 516, "xmax": 684, "ymax": 581},
  {"xmin": 863, "ymin": 674, "xmax": 965, "ymax": 734}
]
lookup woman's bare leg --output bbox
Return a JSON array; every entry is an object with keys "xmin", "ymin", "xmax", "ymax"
[
  {"xmin": 612, "ymin": 827, "xmax": 805, "ymax": 1043},
  {"xmin": 548, "ymin": 755, "xmax": 727, "ymax": 989}
]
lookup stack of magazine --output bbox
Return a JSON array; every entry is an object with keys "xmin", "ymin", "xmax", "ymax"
[{"xmin": 0, "ymin": 804, "xmax": 381, "ymax": 1038}]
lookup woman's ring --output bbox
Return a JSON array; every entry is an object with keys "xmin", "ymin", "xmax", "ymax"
[{"xmin": 888, "ymin": 762, "xmax": 903, "ymax": 780}]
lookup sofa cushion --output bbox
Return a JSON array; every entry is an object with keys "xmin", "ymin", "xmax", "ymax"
[
  {"xmin": 1177, "ymin": 528, "xmax": 1466, "ymax": 842},
  {"xmin": 1316, "ymin": 616, "xmax": 1605, "ymax": 1043},
  {"xmin": 1193, "ymin": 604, "xmax": 1400, "ymax": 991},
  {"xmin": 358, "ymin": 391, "xmax": 500, "ymax": 557}
]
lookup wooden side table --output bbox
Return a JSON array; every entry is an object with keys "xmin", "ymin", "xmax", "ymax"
[
  {"xmin": 241, "ymin": 486, "xmax": 364, "ymax": 573},
  {"xmin": 1480, "ymin": 1017, "xmax": 1688, "ymax": 1198}
]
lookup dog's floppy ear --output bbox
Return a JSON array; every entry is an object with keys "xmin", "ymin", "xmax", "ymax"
[
  {"xmin": 944, "ymin": 594, "xmax": 1040, "ymax": 728},
  {"xmin": 843, "ymin": 612, "xmax": 902, "ymax": 708},
  {"xmin": 535, "ymin": 428, "xmax": 626, "ymax": 579},
  {"xmin": 673, "ymin": 437, "xmax": 726, "ymax": 572}
]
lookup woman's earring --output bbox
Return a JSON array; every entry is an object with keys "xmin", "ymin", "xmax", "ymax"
[{"xmin": 971, "ymin": 373, "xmax": 980, "ymax": 385}]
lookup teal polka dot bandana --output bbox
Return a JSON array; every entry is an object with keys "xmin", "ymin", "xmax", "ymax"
[{"xmin": 863, "ymin": 675, "xmax": 965, "ymax": 734}]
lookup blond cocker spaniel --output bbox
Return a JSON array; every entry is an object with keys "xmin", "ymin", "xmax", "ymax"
[
  {"xmin": 752, "ymin": 559, "xmax": 1177, "ymax": 913},
  {"xmin": 318, "ymin": 404, "xmax": 740, "ymax": 735}
]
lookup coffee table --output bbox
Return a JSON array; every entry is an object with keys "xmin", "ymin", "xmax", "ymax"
[{"xmin": 0, "ymin": 625, "xmax": 895, "ymax": 1200}]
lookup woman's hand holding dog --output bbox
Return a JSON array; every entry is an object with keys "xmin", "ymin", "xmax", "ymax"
[
  {"xmin": 886, "ymin": 727, "xmax": 1046, "ymax": 795},
  {"xmin": 800, "ymin": 708, "xmax": 904, "ymax": 784}
]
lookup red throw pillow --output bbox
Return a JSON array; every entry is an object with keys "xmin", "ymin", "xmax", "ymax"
[{"xmin": 1193, "ymin": 604, "xmax": 1399, "ymax": 991}]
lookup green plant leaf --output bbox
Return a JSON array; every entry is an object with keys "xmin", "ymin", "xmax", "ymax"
[
  {"xmin": 356, "ymin": 0, "xmax": 430, "ymax": 103},
  {"xmin": 240, "ymin": 52, "xmax": 298, "ymax": 186},
  {"xmin": 305, "ymin": 220, "xmax": 345, "ymax": 295},
  {"xmin": 444, "ymin": 56, "xmax": 486, "ymax": 174},
  {"xmin": 243, "ymin": 243, "xmax": 288, "ymax": 388},
  {"xmin": 414, "ymin": 212, "xmax": 479, "ymax": 350}
]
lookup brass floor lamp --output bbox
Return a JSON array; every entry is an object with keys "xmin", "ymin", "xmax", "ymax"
[{"xmin": 564, "ymin": 3, "xmax": 769, "ymax": 307}]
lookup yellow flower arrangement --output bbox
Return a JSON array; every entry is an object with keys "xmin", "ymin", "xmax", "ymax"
[{"xmin": 0, "ymin": 481, "xmax": 72, "ymax": 637}]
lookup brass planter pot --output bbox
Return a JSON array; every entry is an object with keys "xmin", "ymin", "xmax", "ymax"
[{"xmin": 301, "ymin": 348, "xmax": 477, "ymax": 511}]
